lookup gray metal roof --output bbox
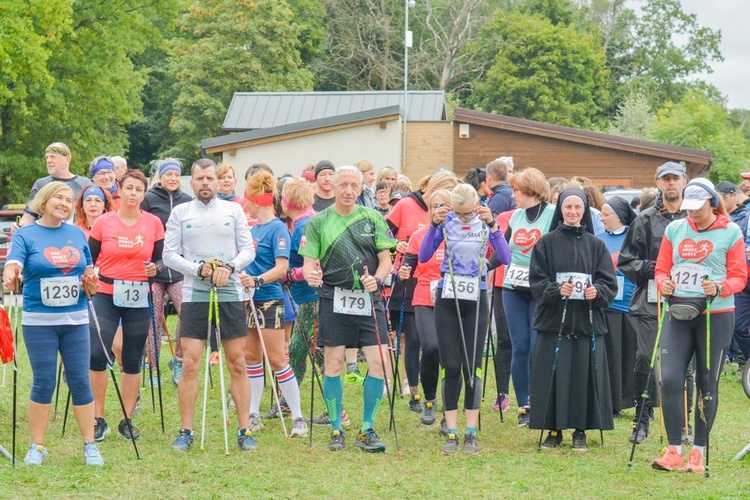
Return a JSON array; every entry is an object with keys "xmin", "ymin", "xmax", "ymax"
[
  {"xmin": 222, "ymin": 91, "xmax": 446, "ymax": 131},
  {"xmin": 203, "ymin": 106, "xmax": 401, "ymax": 152}
]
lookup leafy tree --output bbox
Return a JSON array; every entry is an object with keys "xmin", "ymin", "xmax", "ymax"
[
  {"xmin": 607, "ymin": 93, "xmax": 654, "ymax": 140},
  {"xmin": 467, "ymin": 9, "xmax": 610, "ymax": 128},
  {"xmin": 166, "ymin": 0, "xmax": 314, "ymax": 161}
]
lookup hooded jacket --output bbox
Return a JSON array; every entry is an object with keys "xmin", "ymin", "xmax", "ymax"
[
  {"xmin": 141, "ymin": 183, "xmax": 193, "ymax": 283},
  {"xmin": 617, "ymin": 191, "xmax": 687, "ymax": 316}
]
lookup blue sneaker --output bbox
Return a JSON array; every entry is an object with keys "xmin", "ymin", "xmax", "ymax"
[
  {"xmin": 23, "ymin": 444, "xmax": 49, "ymax": 466},
  {"xmin": 83, "ymin": 441, "xmax": 104, "ymax": 466},
  {"xmin": 237, "ymin": 428, "xmax": 258, "ymax": 452},
  {"xmin": 168, "ymin": 356, "xmax": 182, "ymax": 387},
  {"xmin": 171, "ymin": 429, "xmax": 194, "ymax": 452}
]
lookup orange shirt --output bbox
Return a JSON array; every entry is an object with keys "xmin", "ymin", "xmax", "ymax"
[{"xmin": 409, "ymin": 226, "xmax": 444, "ymax": 307}]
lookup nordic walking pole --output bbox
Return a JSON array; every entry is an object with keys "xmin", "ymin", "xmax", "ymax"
[
  {"xmin": 52, "ymin": 361, "xmax": 63, "ymax": 421},
  {"xmin": 61, "ymin": 390, "xmax": 71, "ymax": 437},
  {"xmin": 86, "ymin": 288, "xmax": 140, "ymax": 459},
  {"xmin": 441, "ymin": 226, "xmax": 474, "ymax": 388},
  {"xmin": 147, "ymin": 271, "xmax": 165, "ymax": 433},
  {"xmin": 212, "ymin": 284, "xmax": 231, "ymax": 455},
  {"xmin": 389, "ymin": 274, "xmax": 407, "ymax": 431},
  {"xmin": 627, "ymin": 293, "xmax": 667, "ymax": 471},
  {"xmin": 704, "ymin": 288, "xmax": 712, "ymax": 479},
  {"xmin": 246, "ymin": 294, "xmax": 290, "ymax": 441},
  {"xmin": 365, "ymin": 267, "xmax": 402, "ymax": 457},
  {"xmin": 537, "ymin": 278, "xmax": 572, "ymax": 452},
  {"xmin": 199, "ymin": 287, "xmax": 214, "ymax": 451},
  {"xmin": 683, "ymin": 380, "xmax": 689, "ymax": 443},
  {"xmin": 10, "ymin": 285, "xmax": 19, "ymax": 467},
  {"xmin": 586, "ymin": 281, "xmax": 604, "ymax": 447},
  {"xmin": 469, "ymin": 226, "xmax": 489, "ymax": 393}
]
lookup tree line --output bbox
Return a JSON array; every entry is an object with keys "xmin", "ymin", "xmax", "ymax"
[{"xmin": 1, "ymin": 0, "xmax": 742, "ymax": 206}]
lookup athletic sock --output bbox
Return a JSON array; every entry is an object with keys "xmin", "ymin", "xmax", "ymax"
[
  {"xmin": 692, "ymin": 445, "xmax": 704, "ymax": 455},
  {"xmin": 275, "ymin": 365, "xmax": 302, "ymax": 418},
  {"xmin": 247, "ymin": 364, "xmax": 264, "ymax": 415},
  {"xmin": 323, "ymin": 375, "xmax": 343, "ymax": 431},
  {"xmin": 346, "ymin": 362, "xmax": 357, "ymax": 374},
  {"xmin": 448, "ymin": 428, "xmax": 458, "ymax": 436},
  {"xmin": 675, "ymin": 445, "xmax": 682, "ymax": 455},
  {"xmin": 361, "ymin": 376, "xmax": 384, "ymax": 432},
  {"xmin": 465, "ymin": 427, "xmax": 476, "ymax": 436}
]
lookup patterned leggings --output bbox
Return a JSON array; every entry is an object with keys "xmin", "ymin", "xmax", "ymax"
[
  {"xmin": 288, "ymin": 301, "xmax": 323, "ymax": 384},
  {"xmin": 145, "ymin": 280, "xmax": 184, "ymax": 364}
]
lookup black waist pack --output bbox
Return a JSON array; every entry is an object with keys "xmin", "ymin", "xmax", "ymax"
[{"xmin": 667, "ymin": 296, "xmax": 708, "ymax": 321}]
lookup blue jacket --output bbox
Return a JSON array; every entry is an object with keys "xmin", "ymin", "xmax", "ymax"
[{"xmin": 487, "ymin": 182, "xmax": 515, "ymax": 216}]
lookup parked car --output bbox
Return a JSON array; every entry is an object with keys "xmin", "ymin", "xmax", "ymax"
[
  {"xmin": 0, "ymin": 207, "xmax": 24, "ymax": 275},
  {"xmin": 603, "ymin": 188, "xmax": 643, "ymax": 203}
]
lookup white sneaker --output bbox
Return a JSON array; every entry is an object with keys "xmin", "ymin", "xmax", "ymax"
[
  {"xmin": 402, "ymin": 378, "xmax": 411, "ymax": 396},
  {"xmin": 249, "ymin": 413, "xmax": 264, "ymax": 432},
  {"xmin": 291, "ymin": 417, "xmax": 309, "ymax": 438}
]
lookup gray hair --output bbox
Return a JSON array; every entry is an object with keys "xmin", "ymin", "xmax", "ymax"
[
  {"xmin": 111, "ymin": 156, "xmax": 127, "ymax": 170},
  {"xmin": 451, "ymin": 183, "xmax": 479, "ymax": 207},
  {"xmin": 334, "ymin": 165, "xmax": 363, "ymax": 184}
]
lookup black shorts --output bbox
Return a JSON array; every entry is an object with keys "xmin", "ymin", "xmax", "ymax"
[
  {"xmin": 248, "ymin": 299, "xmax": 284, "ymax": 330},
  {"xmin": 180, "ymin": 301, "xmax": 248, "ymax": 341},
  {"xmin": 317, "ymin": 296, "xmax": 388, "ymax": 348}
]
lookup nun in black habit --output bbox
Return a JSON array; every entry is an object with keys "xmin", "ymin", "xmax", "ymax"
[{"xmin": 528, "ymin": 188, "xmax": 618, "ymax": 451}]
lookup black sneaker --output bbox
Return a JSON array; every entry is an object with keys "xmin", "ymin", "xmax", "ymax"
[
  {"xmin": 94, "ymin": 417, "xmax": 110, "ymax": 442},
  {"xmin": 408, "ymin": 394, "xmax": 422, "ymax": 413},
  {"xmin": 421, "ymin": 400, "xmax": 437, "ymax": 425},
  {"xmin": 463, "ymin": 433, "xmax": 479, "ymax": 455},
  {"xmin": 118, "ymin": 418, "xmax": 141, "ymax": 440},
  {"xmin": 328, "ymin": 429, "xmax": 346, "ymax": 451},
  {"xmin": 628, "ymin": 423, "xmax": 648, "ymax": 444},
  {"xmin": 572, "ymin": 430, "xmax": 587, "ymax": 451},
  {"xmin": 441, "ymin": 433, "xmax": 459, "ymax": 455},
  {"xmin": 542, "ymin": 430, "xmax": 563, "ymax": 449},
  {"xmin": 440, "ymin": 417, "xmax": 449, "ymax": 437},
  {"xmin": 354, "ymin": 428, "xmax": 386, "ymax": 453},
  {"xmin": 517, "ymin": 406, "xmax": 530, "ymax": 427},
  {"xmin": 311, "ymin": 411, "xmax": 331, "ymax": 425}
]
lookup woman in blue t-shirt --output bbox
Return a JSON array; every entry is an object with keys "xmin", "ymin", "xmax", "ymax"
[
  {"xmin": 241, "ymin": 170, "xmax": 307, "ymax": 438},
  {"xmin": 3, "ymin": 182, "xmax": 102, "ymax": 466}
]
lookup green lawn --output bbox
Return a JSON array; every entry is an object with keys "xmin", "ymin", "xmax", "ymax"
[{"xmin": 2, "ymin": 313, "xmax": 750, "ymax": 498}]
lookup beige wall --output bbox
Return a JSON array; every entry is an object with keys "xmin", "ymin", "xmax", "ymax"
[
  {"xmin": 221, "ymin": 118, "xmax": 403, "ymax": 194},
  {"xmin": 403, "ymin": 122, "xmax": 453, "ymax": 184}
]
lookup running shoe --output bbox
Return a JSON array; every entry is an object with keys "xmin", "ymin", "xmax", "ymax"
[
  {"xmin": 228, "ymin": 390, "xmax": 235, "ymax": 409},
  {"xmin": 329, "ymin": 429, "xmax": 346, "ymax": 451},
  {"xmin": 463, "ymin": 433, "xmax": 479, "ymax": 455},
  {"xmin": 23, "ymin": 444, "xmax": 49, "ymax": 466},
  {"xmin": 132, "ymin": 392, "xmax": 141, "ymax": 417},
  {"xmin": 171, "ymin": 429, "xmax": 194, "ymax": 452},
  {"xmin": 355, "ymin": 428, "xmax": 386, "ymax": 453},
  {"xmin": 344, "ymin": 369, "xmax": 364, "ymax": 385},
  {"xmin": 628, "ymin": 423, "xmax": 648, "ymax": 444},
  {"xmin": 517, "ymin": 406, "xmax": 530, "ymax": 427},
  {"xmin": 83, "ymin": 440, "xmax": 104, "ymax": 466},
  {"xmin": 441, "ymin": 433, "xmax": 459, "ymax": 455},
  {"xmin": 291, "ymin": 417, "xmax": 309, "ymax": 438},
  {"xmin": 340, "ymin": 409, "xmax": 351, "ymax": 427},
  {"xmin": 311, "ymin": 409, "xmax": 350, "ymax": 427},
  {"xmin": 249, "ymin": 413, "xmax": 264, "ymax": 432},
  {"xmin": 421, "ymin": 400, "xmax": 437, "ymax": 426},
  {"xmin": 261, "ymin": 402, "xmax": 291, "ymax": 420},
  {"xmin": 652, "ymin": 445, "xmax": 685, "ymax": 471},
  {"xmin": 408, "ymin": 394, "xmax": 422, "ymax": 413},
  {"xmin": 402, "ymin": 379, "xmax": 411, "ymax": 396},
  {"xmin": 168, "ymin": 356, "xmax": 182, "ymax": 387},
  {"xmin": 685, "ymin": 449, "xmax": 704, "ymax": 474},
  {"xmin": 94, "ymin": 417, "xmax": 110, "ymax": 442},
  {"xmin": 440, "ymin": 417, "xmax": 449, "ymax": 437},
  {"xmin": 571, "ymin": 430, "xmax": 587, "ymax": 452},
  {"xmin": 237, "ymin": 428, "xmax": 258, "ymax": 452},
  {"xmin": 210, "ymin": 351, "xmax": 219, "ymax": 366},
  {"xmin": 118, "ymin": 418, "xmax": 141, "ymax": 440},
  {"xmin": 542, "ymin": 430, "xmax": 563, "ymax": 449},
  {"xmin": 493, "ymin": 393, "xmax": 510, "ymax": 412}
]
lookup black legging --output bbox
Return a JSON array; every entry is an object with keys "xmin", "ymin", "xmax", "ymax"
[
  {"xmin": 660, "ymin": 311, "xmax": 733, "ymax": 447},
  {"xmin": 89, "ymin": 293, "xmax": 151, "ymax": 374},
  {"xmin": 400, "ymin": 311, "xmax": 420, "ymax": 387},
  {"xmin": 492, "ymin": 286, "xmax": 512, "ymax": 395},
  {"xmin": 414, "ymin": 306, "xmax": 441, "ymax": 401},
  {"xmin": 434, "ymin": 291, "xmax": 489, "ymax": 411}
]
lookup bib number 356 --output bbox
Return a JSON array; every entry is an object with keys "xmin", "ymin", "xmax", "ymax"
[{"xmin": 442, "ymin": 274, "xmax": 480, "ymax": 301}]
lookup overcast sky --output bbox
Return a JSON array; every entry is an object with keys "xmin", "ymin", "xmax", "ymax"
[{"xmin": 632, "ymin": 0, "xmax": 750, "ymax": 109}]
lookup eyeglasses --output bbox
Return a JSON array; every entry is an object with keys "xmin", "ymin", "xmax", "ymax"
[
  {"xmin": 430, "ymin": 203, "xmax": 446, "ymax": 210},
  {"xmin": 453, "ymin": 211, "xmax": 475, "ymax": 221},
  {"xmin": 94, "ymin": 171, "xmax": 115, "ymax": 178}
]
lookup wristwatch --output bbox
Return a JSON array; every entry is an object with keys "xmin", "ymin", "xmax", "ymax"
[
  {"xmin": 253, "ymin": 276, "xmax": 265, "ymax": 288},
  {"xmin": 224, "ymin": 263, "xmax": 236, "ymax": 275},
  {"xmin": 375, "ymin": 277, "xmax": 383, "ymax": 291},
  {"xmin": 715, "ymin": 283, "xmax": 724, "ymax": 297}
]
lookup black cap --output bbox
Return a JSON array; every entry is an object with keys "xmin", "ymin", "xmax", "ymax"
[
  {"xmin": 389, "ymin": 191, "xmax": 408, "ymax": 204},
  {"xmin": 716, "ymin": 180, "xmax": 737, "ymax": 196},
  {"xmin": 314, "ymin": 160, "xmax": 335, "ymax": 179}
]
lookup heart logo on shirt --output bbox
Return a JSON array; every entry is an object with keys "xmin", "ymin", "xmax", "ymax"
[
  {"xmin": 513, "ymin": 228, "xmax": 542, "ymax": 254},
  {"xmin": 43, "ymin": 246, "xmax": 81, "ymax": 275},
  {"xmin": 611, "ymin": 251, "xmax": 620, "ymax": 270},
  {"xmin": 678, "ymin": 239, "xmax": 713, "ymax": 264}
]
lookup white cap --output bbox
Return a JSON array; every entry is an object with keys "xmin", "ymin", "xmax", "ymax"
[{"xmin": 680, "ymin": 178, "xmax": 716, "ymax": 211}]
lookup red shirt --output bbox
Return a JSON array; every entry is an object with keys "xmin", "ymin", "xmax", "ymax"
[
  {"xmin": 386, "ymin": 196, "xmax": 428, "ymax": 242},
  {"xmin": 89, "ymin": 210, "xmax": 165, "ymax": 294},
  {"xmin": 492, "ymin": 210, "xmax": 515, "ymax": 287},
  {"xmin": 409, "ymin": 226, "xmax": 444, "ymax": 307}
]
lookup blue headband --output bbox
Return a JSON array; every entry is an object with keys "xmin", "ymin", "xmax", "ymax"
[
  {"xmin": 159, "ymin": 160, "xmax": 181, "ymax": 177},
  {"xmin": 91, "ymin": 158, "xmax": 115, "ymax": 176},
  {"xmin": 82, "ymin": 186, "xmax": 106, "ymax": 202}
]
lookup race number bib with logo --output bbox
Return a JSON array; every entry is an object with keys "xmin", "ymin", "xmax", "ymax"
[
  {"xmin": 615, "ymin": 275, "xmax": 625, "ymax": 301},
  {"xmin": 40, "ymin": 276, "xmax": 80, "ymax": 307},
  {"xmin": 113, "ymin": 280, "xmax": 149, "ymax": 308},
  {"xmin": 442, "ymin": 274, "xmax": 480, "ymax": 301},
  {"xmin": 333, "ymin": 287, "xmax": 372, "ymax": 316},
  {"xmin": 430, "ymin": 280, "xmax": 439, "ymax": 304},
  {"xmin": 504, "ymin": 263, "xmax": 530, "ymax": 288},
  {"xmin": 672, "ymin": 263, "xmax": 712, "ymax": 294},
  {"xmin": 556, "ymin": 272, "xmax": 592, "ymax": 300}
]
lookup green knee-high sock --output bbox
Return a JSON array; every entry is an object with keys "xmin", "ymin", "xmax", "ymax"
[
  {"xmin": 323, "ymin": 375, "xmax": 343, "ymax": 431},
  {"xmin": 361, "ymin": 376, "xmax": 384, "ymax": 432}
]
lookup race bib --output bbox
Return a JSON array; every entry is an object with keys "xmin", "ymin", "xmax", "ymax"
[
  {"xmin": 556, "ymin": 272, "xmax": 592, "ymax": 301},
  {"xmin": 333, "ymin": 287, "xmax": 372, "ymax": 316},
  {"xmin": 672, "ymin": 263, "xmax": 712, "ymax": 294},
  {"xmin": 113, "ymin": 280, "xmax": 149, "ymax": 308},
  {"xmin": 615, "ymin": 276, "xmax": 625, "ymax": 301},
  {"xmin": 430, "ymin": 280, "xmax": 439, "ymax": 304},
  {"xmin": 442, "ymin": 274, "xmax": 480, "ymax": 301},
  {"xmin": 40, "ymin": 276, "xmax": 80, "ymax": 307},
  {"xmin": 504, "ymin": 263, "xmax": 530, "ymax": 288}
]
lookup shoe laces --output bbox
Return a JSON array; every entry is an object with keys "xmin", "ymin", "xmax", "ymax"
[{"xmin": 688, "ymin": 449, "xmax": 703, "ymax": 465}]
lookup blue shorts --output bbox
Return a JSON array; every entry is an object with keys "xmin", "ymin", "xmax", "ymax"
[{"xmin": 283, "ymin": 288, "xmax": 297, "ymax": 324}]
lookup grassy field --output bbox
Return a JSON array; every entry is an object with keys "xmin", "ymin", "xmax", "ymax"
[{"xmin": 1, "ymin": 312, "xmax": 750, "ymax": 498}]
